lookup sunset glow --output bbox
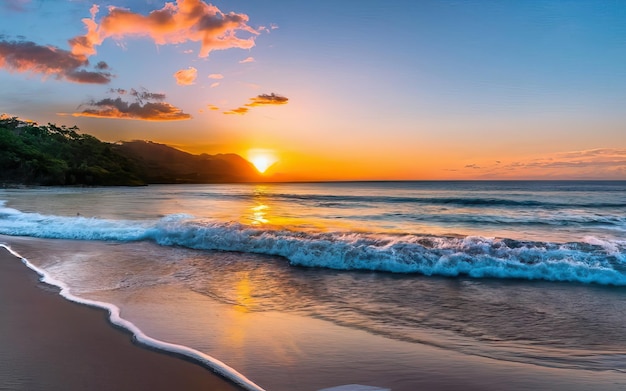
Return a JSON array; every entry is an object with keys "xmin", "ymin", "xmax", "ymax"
[
  {"xmin": 251, "ymin": 156, "xmax": 271, "ymax": 174},
  {"xmin": 247, "ymin": 150, "xmax": 277, "ymax": 174},
  {"xmin": 1, "ymin": 1, "xmax": 625, "ymax": 180}
]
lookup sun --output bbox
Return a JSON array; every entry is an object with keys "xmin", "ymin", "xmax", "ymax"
[
  {"xmin": 248, "ymin": 149, "xmax": 277, "ymax": 174},
  {"xmin": 251, "ymin": 155, "xmax": 271, "ymax": 173}
]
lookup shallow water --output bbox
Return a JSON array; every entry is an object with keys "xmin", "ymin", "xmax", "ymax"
[{"xmin": 2, "ymin": 182, "xmax": 626, "ymax": 390}]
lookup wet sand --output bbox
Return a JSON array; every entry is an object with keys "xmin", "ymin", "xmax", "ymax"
[{"xmin": 0, "ymin": 247, "xmax": 244, "ymax": 391}]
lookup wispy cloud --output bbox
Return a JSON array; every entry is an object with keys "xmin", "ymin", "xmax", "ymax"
[
  {"xmin": 0, "ymin": 40, "xmax": 112, "ymax": 84},
  {"xmin": 505, "ymin": 149, "xmax": 626, "ymax": 170},
  {"xmin": 210, "ymin": 82, "xmax": 220, "ymax": 88},
  {"xmin": 1, "ymin": 0, "xmax": 31, "ymax": 12},
  {"xmin": 224, "ymin": 92, "xmax": 288, "ymax": 115},
  {"xmin": 224, "ymin": 107, "xmax": 249, "ymax": 115},
  {"xmin": 452, "ymin": 148, "xmax": 626, "ymax": 179},
  {"xmin": 208, "ymin": 73, "xmax": 224, "ymax": 79},
  {"xmin": 246, "ymin": 93, "xmax": 288, "ymax": 107},
  {"xmin": 69, "ymin": 0, "xmax": 259, "ymax": 58},
  {"xmin": 109, "ymin": 88, "xmax": 166, "ymax": 102},
  {"xmin": 257, "ymin": 23, "xmax": 279, "ymax": 33},
  {"xmin": 71, "ymin": 88, "xmax": 190, "ymax": 121},
  {"xmin": 239, "ymin": 56, "xmax": 255, "ymax": 63},
  {"xmin": 173, "ymin": 66, "xmax": 197, "ymax": 85}
]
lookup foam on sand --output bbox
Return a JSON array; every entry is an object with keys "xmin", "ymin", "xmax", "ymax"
[{"xmin": 0, "ymin": 243, "xmax": 266, "ymax": 391}]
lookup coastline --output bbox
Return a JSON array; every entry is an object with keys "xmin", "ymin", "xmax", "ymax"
[
  {"xmin": 0, "ymin": 246, "xmax": 245, "ymax": 391},
  {"xmin": 2, "ymin": 238, "xmax": 626, "ymax": 391}
]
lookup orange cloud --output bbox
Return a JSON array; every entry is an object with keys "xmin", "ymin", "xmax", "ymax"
[
  {"xmin": 174, "ymin": 66, "xmax": 197, "ymax": 85},
  {"xmin": 223, "ymin": 107, "xmax": 249, "ymax": 115},
  {"xmin": 207, "ymin": 104, "xmax": 219, "ymax": 111},
  {"xmin": 208, "ymin": 73, "xmax": 224, "ymax": 79},
  {"xmin": 70, "ymin": 0, "xmax": 259, "ymax": 58},
  {"xmin": 72, "ymin": 88, "xmax": 190, "ymax": 121},
  {"xmin": 452, "ymin": 148, "xmax": 626, "ymax": 179},
  {"xmin": 223, "ymin": 93, "xmax": 288, "ymax": 115},
  {"xmin": 239, "ymin": 56, "xmax": 255, "ymax": 63},
  {"xmin": 0, "ymin": 40, "xmax": 112, "ymax": 84},
  {"xmin": 246, "ymin": 93, "xmax": 288, "ymax": 107}
]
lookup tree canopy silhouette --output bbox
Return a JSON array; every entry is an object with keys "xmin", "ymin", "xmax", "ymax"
[{"xmin": 0, "ymin": 116, "xmax": 261, "ymax": 186}]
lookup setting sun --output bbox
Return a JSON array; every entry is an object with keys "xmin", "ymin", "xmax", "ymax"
[{"xmin": 247, "ymin": 149, "xmax": 277, "ymax": 174}]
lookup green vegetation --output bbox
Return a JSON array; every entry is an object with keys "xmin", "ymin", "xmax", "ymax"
[
  {"xmin": 0, "ymin": 116, "xmax": 261, "ymax": 186},
  {"xmin": 0, "ymin": 116, "xmax": 144, "ymax": 185}
]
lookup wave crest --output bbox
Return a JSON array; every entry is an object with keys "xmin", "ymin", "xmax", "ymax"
[{"xmin": 2, "ymin": 204, "xmax": 625, "ymax": 285}]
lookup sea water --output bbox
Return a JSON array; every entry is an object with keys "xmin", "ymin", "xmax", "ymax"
[{"xmin": 1, "ymin": 181, "xmax": 626, "ymax": 390}]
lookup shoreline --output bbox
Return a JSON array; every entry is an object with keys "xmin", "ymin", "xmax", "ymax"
[
  {"xmin": 0, "ymin": 245, "xmax": 249, "ymax": 391},
  {"xmin": 3, "ymin": 239, "xmax": 626, "ymax": 390}
]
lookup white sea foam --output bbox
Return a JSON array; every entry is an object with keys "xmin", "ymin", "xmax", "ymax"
[
  {"xmin": 0, "ymin": 244, "xmax": 266, "ymax": 391},
  {"xmin": 150, "ymin": 221, "xmax": 626, "ymax": 285},
  {"xmin": 1, "ymin": 204, "xmax": 626, "ymax": 285}
]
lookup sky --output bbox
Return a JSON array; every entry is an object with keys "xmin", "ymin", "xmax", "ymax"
[{"xmin": 1, "ymin": 0, "xmax": 625, "ymax": 180}]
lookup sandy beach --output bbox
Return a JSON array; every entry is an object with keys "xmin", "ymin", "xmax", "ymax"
[{"xmin": 0, "ymin": 246, "xmax": 243, "ymax": 391}]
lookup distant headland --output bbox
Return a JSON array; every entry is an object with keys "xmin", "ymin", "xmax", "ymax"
[{"xmin": 0, "ymin": 115, "xmax": 262, "ymax": 186}]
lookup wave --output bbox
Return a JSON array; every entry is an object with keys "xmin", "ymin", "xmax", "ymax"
[
  {"xmin": 0, "ymin": 244, "xmax": 265, "ymax": 391},
  {"xmin": 367, "ymin": 211, "xmax": 626, "ymax": 228},
  {"xmin": 195, "ymin": 191, "xmax": 626, "ymax": 209},
  {"xmin": 1, "ymin": 203, "xmax": 625, "ymax": 286}
]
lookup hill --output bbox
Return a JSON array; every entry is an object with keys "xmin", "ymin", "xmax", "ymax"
[
  {"xmin": 0, "ymin": 116, "xmax": 261, "ymax": 186},
  {"xmin": 114, "ymin": 140, "xmax": 261, "ymax": 184}
]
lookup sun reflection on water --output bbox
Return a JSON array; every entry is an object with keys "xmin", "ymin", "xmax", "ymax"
[
  {"xmin": 235, "ymin": 272, "xmax": 253, "ymax": 313},
  {"xmin": 251, "ymin": 204, "xmax": 269, "ymax": 225},
  {"xmin": 249, "ymin": 185, "xmax": 270, "ymax": 225}
]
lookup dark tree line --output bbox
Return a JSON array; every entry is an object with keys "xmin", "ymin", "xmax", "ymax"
[
  {"xmin": 0, "ymin": 117, "xmax": 144, "ymax": 185},
  {"xmin": 0, "ymin": 116, "xmax": 262, "ymax": 186}
]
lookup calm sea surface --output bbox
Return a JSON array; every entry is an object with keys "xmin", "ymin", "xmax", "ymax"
[{"xmin": 1, "ymin": 181, "xmax": 626, "ymax": 390}]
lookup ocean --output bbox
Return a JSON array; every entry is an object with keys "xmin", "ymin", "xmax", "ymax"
[{"xmin": 1, "ymin": 181, "xmax": 626, "ymax": 390}]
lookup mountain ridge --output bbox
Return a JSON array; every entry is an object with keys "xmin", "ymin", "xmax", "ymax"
[
  {"xmin": 0, "ymin": 116, "xmax": 262, "ymax": 186},
  {"xmin": 114, "ymin": 140, "xmax": 262, "ymax": 184}
]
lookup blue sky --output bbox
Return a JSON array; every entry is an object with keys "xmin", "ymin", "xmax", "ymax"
[{"xmin": 1, "ymin": 0, "xmax": 625, "ymax": 179}]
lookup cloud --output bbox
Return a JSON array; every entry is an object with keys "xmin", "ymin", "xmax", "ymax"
[
  {"xmin": 69, "ymin": 0, "xmax": 259, "ymax": 58},
  {"xmin": 453, "ymin": 148, "xmax": 626, "ymax": 179},
  {"xmin": 174, "ymin": 66, "xmax": 197, "ymax": 85},
  {"xmin": 511, "ymin": 149, "xmax": 626, "ymax": 172},
  {"xmin": 2, "ymin": 0, "xmax": 30, "ymax": 12},
  {"xmin": 208, "ymin": 73, "xmax": 223, "ymax": 79},
  {"xmin": 246, "ymin": 93, "xmax": 288, "ymax": 107},
  {"xmin": 0, "ymin": 112, "xmax": 37, "ymax": 124},
  {"xmin": 109, "ymin": 88, "xmax": 166, "ymax": 102},
  {"xmin": 72, "ymin": 88, "xmax": 190, "ymax": 121},
  {"xmin": 95, "ymin": 61, "xmax": 109, "ymax": 70},
  {"xmin": 223, "ymin": 107, "xmax": 248, "ymax": 115},
  {"xmin": 223, "ymin": 92, "xmax": 288, "ymax": 115},
  {"xmin": 239, "ymin": 56, "xmax": 255, "ymax": 63},
  {"xmin": 554, "ymin": 149, "xmax": 626, "ymax": 160},
  {"xmin": 207, "ymin": 104, "xmax": 219, "ymax": 111},
  {"xmin": 257, "ymin": 23, "xmax": 279, "ymax": 33},
  {"xmin": 210, "ymin": 82, "xmax": 220, "ymax": 88},
  {"xmin": 0, "ymin": 40, "xmax": 112, "ymax": 84}
]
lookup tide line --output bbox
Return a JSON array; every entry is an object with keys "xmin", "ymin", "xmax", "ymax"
[{"xmin": 0, "ymin": 244, "xmax": 266, "ymax": 391}]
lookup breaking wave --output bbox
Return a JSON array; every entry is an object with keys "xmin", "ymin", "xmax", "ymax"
[{"xmin": 1, "ymin": 202, "xmax": 625, "ymax": 286}]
